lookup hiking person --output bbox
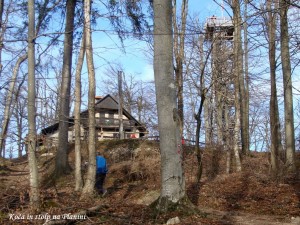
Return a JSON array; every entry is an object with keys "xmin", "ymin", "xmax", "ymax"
[{"xmin": 95, "ymin": 153, "xmax": 108, "ymax": 195}]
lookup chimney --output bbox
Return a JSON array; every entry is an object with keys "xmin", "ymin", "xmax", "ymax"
[{"xmin": 95, "ymin": 96, "xmax": 103, "ymax": 103}]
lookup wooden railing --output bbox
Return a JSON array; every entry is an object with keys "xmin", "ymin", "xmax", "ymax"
[
  {"xmin": 94, "ymin": 118, "xmax": 134, "ymax": 128},
  {"xmin": 142, "ymin": 136, "xmax": 205, "ymax": 147}
]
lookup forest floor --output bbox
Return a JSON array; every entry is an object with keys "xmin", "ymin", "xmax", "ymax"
[{"xmin": 0, "ymin": 139, "xmax": 299, "ymax": 225}]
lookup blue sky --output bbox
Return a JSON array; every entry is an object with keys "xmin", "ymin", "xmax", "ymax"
[
  {"xmin": 77, "ymin": 0, "xmax": 299, "ymax": 146},
  {"xmin": 91, "ymin": 0, "xmax": 226, "ymax": 88},
  {"xmin": 90, "ymin": 0, "xmax": 299, "ymax": 96}
]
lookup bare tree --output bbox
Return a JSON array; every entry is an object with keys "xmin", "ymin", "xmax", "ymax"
[
  {"xmin": 14, "ymin": 88, "xmax": 27, "ymax": 157},
  {"xmin": 0, "ymin": 0, "xmax": 6, "ymax": 76},
  {"xmin": 74, "ymin": 34, "xmax": 85, "ymax": 191},
  {"xmin": 0, "ymin": 0, "xmax": 59, "ymax": 157},
  {"xmin": 237, "ymin": 7, "xmax": 247, "ymax": 157},
  {"xmin": 0, "ymin": 54, "xmax": 27, "ymax": 156},
  {"xmin": 102, "ymin": 65, "xmax": 139, "ymax": 114},
  {"xmin": 55, "ymin": 0, "xmax": 76, "ymax": 177},
  {"xmin": 192, "ymin": 35, "xmax": 212, "ymax": 184},
  {"xmin": 232, "ymin": 0, "xmax": 242, "ymax": 171},
  {"xmin": 194, "ymin": 38, "xmax": 206, "ymax": 184},
  {"xmin": 101, "ymin": 65, "xmax": 156, "ymax": 128},
  {"xmin": 243, "ymin": 0, "xmax": 250, "ymax": 155},
  {"xmin": 173, "ymin": 0, "xmax": 188, "ymax": 136},
  {"xmin": 279, "ymin": 0, "xmax": 296, "ymax": 173},
  {"xmin": 27, "ymin": 0, "xmax": 39, "ymax": 209},
  {"xmin": 265, "ymin": 0, "xmax": 283, "ymax": 176},
  {"xmin": 81, "ymin": 0, "xmax": 96, "ymax": 197},
  {"xmin": 152, "ymin": 0, "xmax": 188, "ymax": 211}
]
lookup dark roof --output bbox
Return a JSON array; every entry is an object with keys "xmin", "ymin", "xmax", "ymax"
[
  {"xmin": 41, "ymin": 118, "xmax": 74, "ymax": 135},
  {"xmin": 41, "ymin": 94, "xmax": 146, "ymax": 135}
]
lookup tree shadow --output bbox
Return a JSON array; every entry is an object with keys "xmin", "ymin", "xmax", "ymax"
[
  {"xmin": 288, "ymin": 174, "xmax": 300, "ymax": 215},
  {"xmin": 123, "ymin": 184, "xmax": 137, "ymax": 199},
  {"xmin": 187, "ymin": 182, "xmax": 202, "ymax": 206},
  {"xmin": 223, "ymin": 173, "xmax": 250, "ymax": 211},
  {"xmin": 206, "ymin": 146, "xmax": 222, "ymax": 180}
]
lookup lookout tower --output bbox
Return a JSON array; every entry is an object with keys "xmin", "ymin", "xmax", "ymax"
[
  {"xmin": 204, "ymin": 16, "xmax": 234, "ymax": 40},
  {"xmin": 203, "ymin": 15, "xmax": 235, "ymax": 145}
]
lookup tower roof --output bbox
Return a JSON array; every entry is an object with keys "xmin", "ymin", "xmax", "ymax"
[{"xmin": 204, "ymin": 16, "xmax": 234, "ymax": 40}]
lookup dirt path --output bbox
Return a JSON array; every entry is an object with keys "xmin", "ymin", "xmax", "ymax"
[{"xmin": 201, "ymin": 207, "xmax": 297, "ymax": 225}]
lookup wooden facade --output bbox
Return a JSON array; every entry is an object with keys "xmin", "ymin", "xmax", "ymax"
[{"xmin": 41, "ymin": 95, "xmax": 147, "ymax": 146}]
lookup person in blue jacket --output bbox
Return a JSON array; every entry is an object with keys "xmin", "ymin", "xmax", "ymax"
[{"xmin": 95, "ymin": 152, "xmax": 108, "ymax": 195}]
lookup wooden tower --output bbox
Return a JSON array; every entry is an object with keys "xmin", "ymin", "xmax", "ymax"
[
  {"xmin": 203, "ymin": 16, "xmax": 235, "ymax": 145},
  {"xmin": 204, "ymin": 16, "xmax": 234, "ymax": 41}
]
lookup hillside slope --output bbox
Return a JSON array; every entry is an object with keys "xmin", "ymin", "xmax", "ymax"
[{"xmin": 0, "ymin": 140, "xmax": 299, "ymax": 224}]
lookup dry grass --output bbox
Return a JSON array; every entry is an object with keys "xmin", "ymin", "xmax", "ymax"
[{"xmin": 0, "ymin": 140, "xmax": 299, "ymax": 224}]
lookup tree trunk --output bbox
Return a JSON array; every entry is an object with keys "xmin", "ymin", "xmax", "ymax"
[
  {"xmin": 195, "ymin": 90, "xmax": 205, "ymax": 185},
  {"xmin": 195, "ymin": 34, "xmax": 211, "ymax": 184},
  {"xmin": 55, "ymin": 0, "xmax": 76, "ymax": 176},
  {"xmin": 224, "ymin": 104, "xmax": 231, "ymax": 174},
  {"xmin": 204, "ymin": 94, "xmax": 212, "ymax": 145},
  {"xmin": 173, "ymin": 0, "xmax": 188, "ymax": 137},
  {"xmin": 13, "ymin": 75, "xmax": 26, "ymax": 158},
  {"xmin": 82, "ymin": 0, "xmax": 96, "ymax": 197},
  {"xmin": 0, "ymin": 54, "xmax": 27, "ymax": 157},
  {"xmin": 27, "ymin": 0, "xmax": 39, "ymax": 209},
  {"xmin": 232, "ymin": 0, "xmax": 242, "ymax": 172},
  {"xmin": 243, "ymin": 0, "xmax": 250, "ymax": 155},
  {"xmin": 233, "ymin": 95, "xmax": 242, "ymax": 172},
  {"xmin": 0, "ymin": 0, "xmax": 5, "ymax": 75},
  {"xmin": 74, "ymin": 34, "xmax": 85, "ymax": 191},
  {"xmin": 233, "ymin": 0, "xmax": 246, "ymax": 157},
  {"xmin": 195, "ymin": 35, "xmax": 205, "ymax": 185},
  {"xmin": 153, "ymin": 0, "xmax": 187, "ymax": 211},
  {"xmin": 267, "ymin": 0, "xmax": 282, "ymax": 177},
  {"xmin": 279, "ymin": 0, "xmax": 296, "ymax": 173},
  {"xmin": 16, "ymin": 99, "xmax": 25, "ymax": 158}
]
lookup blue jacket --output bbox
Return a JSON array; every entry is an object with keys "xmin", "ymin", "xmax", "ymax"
[{"xmin": 96, "ymin": 156, "xmax": 108, "ymax": 174}]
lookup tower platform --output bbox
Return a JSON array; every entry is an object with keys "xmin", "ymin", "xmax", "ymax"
[{"xmin": 204, "ymin": 16, "xmax": 234, "ymax": 40}]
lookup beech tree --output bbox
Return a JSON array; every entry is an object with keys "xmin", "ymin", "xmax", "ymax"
[
  {"xmin": 74, "ymin": 34, "xmax": 85, "ymax": 191},
  {"xmin": 27, "ymin": 0, "xmax": 40, "ymax": 209},
  {"xmin": 152, "ymin": 0, "xmax": 188, "ymax": 211},
  {"xmin": 231, "ymin": 0, "xmax": 242, "ymax": 171},
  {"xmin": 243, "ymin": 0, "xmax": 250, "ymax": 155},
  {"xmin": 0, "ymin": 55, "xmax": 27, "ymax": 156},
  {"xmin": 13, "ymin": 88, "xmax": 27, "ymax": 157},
  {"xmin": 55, "ymin": 0, "xmax": 76, "ymax": 177},
  {"xmin": 279, "ymin": 0, "xmax": 296, "ymax": 173},
  {"xmin": 0, "ymin": 0, "xmax": 60, "ymax": 157},
  {"xmin": 81, "ymin": 0, "xmax": 96, "ymax": 197},
  {"xmin": 173, "ymin": 0, "xmax": 188, "ymax": 136},
  {"xmin": 264, "ymin": 0, "xmax": 283, "ymax": 176},
  {"xmin": 0, "ymin": 0, "xmax": 5, "ymax": 76}
]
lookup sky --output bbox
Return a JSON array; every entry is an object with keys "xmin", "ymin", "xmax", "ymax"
[
  {"xmin": 90, "ymin": 0, "xmax": 299, "ymax": 99},
  {"xmin": 2, "ymin": 0, "xmax": 300, "ymax": 157},
  {"xmin": 88, "ymin": 0, "xmax": 299, "ymax": 151},
  {"xmin": 2, "ymin": 0, "xmax": 299, "ymax": 157},
  {"xmin": 91, "ymin": 0, "xmax": 225, "ymax": 90}
]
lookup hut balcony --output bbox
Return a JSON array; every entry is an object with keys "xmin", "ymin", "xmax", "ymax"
[{"xmin": 95, "ymin": 118, "xmax": 135, "ymax": 128}]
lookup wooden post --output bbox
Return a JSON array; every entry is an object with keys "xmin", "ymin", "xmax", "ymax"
[{"xmin": 118, "ymin": 71, "xmax": 124, "ymax": 139}]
